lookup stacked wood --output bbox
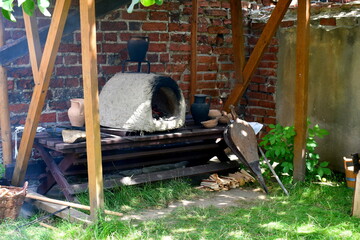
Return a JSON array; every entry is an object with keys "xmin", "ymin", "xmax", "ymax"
[{"xmin": 199, "ymin": 169, "xmax": 256, "ymax": 191}]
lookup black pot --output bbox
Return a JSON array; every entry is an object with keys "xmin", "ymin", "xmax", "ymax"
[{"xmin": 127, "ymin": 36, "xmax": 149, "ymax": 62}]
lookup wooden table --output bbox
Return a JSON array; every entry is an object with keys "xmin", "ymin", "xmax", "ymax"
[{"xmin": 34, "ymin": 124, "xmax": 239, "ymax": 201}]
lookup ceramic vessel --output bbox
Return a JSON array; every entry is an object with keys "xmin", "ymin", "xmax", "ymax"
[
  {"xmin": 191, "ymin": 94, "xmax": 211, "ymax": 125},
  {"xmin": 127, "ymin": 36, "xmax": 149, "ymax": 61},
  {"xmin": 68, "ymin": 98, "xmax": 85, "ymax": 127}
]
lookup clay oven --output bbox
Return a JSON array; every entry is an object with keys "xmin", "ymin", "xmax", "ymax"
[{"xmin": 99, "ymin": 73, "xmax": 186, "ymax": 132}]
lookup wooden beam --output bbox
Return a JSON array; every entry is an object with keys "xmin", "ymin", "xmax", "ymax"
[
  {"xmin": 224, "ymin": 0, "xmax": 292, "ymax": 111},
  {"xmin": 12, "ymin": 0, "xmax": 72, "ymax": 186},
  {"xmin": 0, "ymin": 16, "xmax": 12, "ymax": 166},
  {"xmin": 190, "ymin": 0, "xmax": 198, "ymax": 105},
  {"xmin": 23, "ymin": 10, "xmax": 42, "ymax": 84},
  {"xmin": 79, "ymin": 0, "xmax": 104, "ymax": 219},
  {"xmin": 352, "ymin": 172, "xmax": 360, "ymax": 217},
  {"xmin": 230, "ymin": 0, "xmax": 245, "ymax": 84},
  {"xmin": 293, "ymin": 0, "xmax": 311, "ymax": 182}
]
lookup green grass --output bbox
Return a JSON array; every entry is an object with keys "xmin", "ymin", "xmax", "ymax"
[{"xmin": 0, "ymin": 179, "xmax": 360, "ymax": 240}]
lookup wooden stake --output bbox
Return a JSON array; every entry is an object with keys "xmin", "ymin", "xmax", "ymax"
[
  {"xmin": 79, "ymin": 0, "xmax": 104, "ymax": 219},
  {"xmin": 352, "ymin": 172, "xmax": 360, "ymax": 217},
  {"xmin": 293, "ymin": 0, "xmax": 311, "ymax": 182},
  {"xmin": 0, "ymin": 16, "xmax": 13, "ymax": 166},
  {"xmin": 26, "ymin": 192, "xmax": 122, "ymax": 217},
  {"xmin": 190, "ymin": 0, "xmax": 198, "ymax": 105},
  {"xmin": 224, "ymin": 0, "xmax": 292, "ymax": 111},
  {"xmin": 12, "ymin": 0, "xmax": 72, "ymax": 186},
  {"xmin": 23, "ymin": 11, "xmax": 42, "ymax": 84},
  {"xmin": 230, "ymin": 0, "xmax": 245, "ymax": 84}
]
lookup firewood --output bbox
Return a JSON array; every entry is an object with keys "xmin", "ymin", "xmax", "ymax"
[{"xmin": 62, "ymin": 130, "xmax": 86, "ymax": 143}]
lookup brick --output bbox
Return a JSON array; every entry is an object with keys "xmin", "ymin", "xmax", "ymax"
[
  {"xmin": 65, "ymin": 78, "xmax": 80, "ymax": 88},
  {"xmin": 168, "ymin": 23, "xmax": 191, "ymax": 32},
  {"xmin": 166, "ymin": 64, "xmax": 187, "ymax": 73},
  {"xmin": 159, "ymin": 33, "xmax": 170, "ymax": 41},
  {"xmin": 172, "ymin": 54, "xmax": 190, "ymax": 62},
  {"xmin": 102, "ymin": 43, "xmax": 126, "ymax": 53},
  {"xmin": 169, "ymin": 43, "xmax": 191, "ymax": 52},
  {"xmin": 266, "ymin": 109, "xmax": 276, "ymax": 117},
  {"xmin": 258, "ymin": 101, "xmax": 275, "ymax": 109},
  {"xmin": 207, "ymin": 26, "xmax": 230, "ymax": 34},
  {"xmin": 129, "ymin": 22, "xmax": 141, "ymax": 31},
  {"xmin": 258, "ymin": 61, "xmax": 277, "ymax": 69},
  {"xmin": 58, "ymin": 44, "xmax": 81, "ymax": 53},
  {"xmin": 197, "ymin": 63, "xmax": 218, "ymax": 71},
  {"xmin": 259, "ymin": 85, "xmax": 275, "ymax": 93},
  {"xmin": 64, "ymin": 55, "xmax": 79, "ymax": 65},
  {"xmin": 149, "ymin": 64, "xmax": 166, "ymax": 73},
  {"xmin": 40, "ymin": 112, "xmax": 57, "ymax": 123},
  {"xmin": 7, "ymin": 80, "xmax": 14, "ymax": 90},
  {"xmin": 203, "ymin": 73, "xmax": 217, "ymax": 80},
  {"xmin": 49, "ymin": 100, "xmax": 68, "ymax": 110},
  {"xmin": 148, "ymin": 43, "xmax": 167, "ymax": 52},
  {"xmin": 204, "ymin": 9, "xmax": 227, "ymax": 17},
  {"xmin": 142, "ymin": 22, "xmax": 167, "ymax": 31},
  {"xmin": 9, "ymin": 104, "xmax": 29, "ymax": 113},
  {"xmin": 57, "ymin": 112, "xmax": 70, "ymax": 122},
  {"xmin": 198, "ymin": 45, "xmax": 212, "ymax": 54},
  {"xmin": 149, "ymin": 11, "xmax": 169, "ymax": 21},
  {"xmin": 50, "ymin": 79, "xmax": 65, "ymax": 88},
  {"xmin": 221, "ymin": 63, "xmax": 234, "ymax": 71},
  {"xmin": 247, "ymin": 108, "xmax": 267, "ymax": 116},
  {"xmin": 101, "ymin": 21, "xmax": 127, "ymax": 31},
  {"xmin": 101, "ymin": 65, "xmax": 122, "ymax": 75},
  {"xmin": 320, "ymin": 18, "xmax": 336, "ymax": 26},
  {"xmin": 170, "ymin": 34, "xmax": 189, "ymax": 43},
  {"xmin": 160, "ymin": 53, "xmax": 170, "ymax": 63},
  {"xmin": 121, "ymin": 11, "xmax": 147, "ymax": 20},
  {"xmin": 16, "ymin": 79, "xmax": 34, "ymax": 90},
  {"xmin": 256, "ymin": 68, "xmax": 276, "ymax": 77},
  {"xmin": 263, "ymin": 117, "xmax": 276, "ymax": 125},
  {"xmin": 147, "ymin": 54, "xmax": 159, "ymax": 62},
  {"xmin": 198, "ymin": 56, "xmax": 216, "ymax": 64},
  {"xmin": 56, "ymin": 66, "xmax": 82, "ymax": 76},
  {"xmin": 213, "ymin": 47, "xmax": 233, "ymax": 55},
  {"xmin": 104, "ymin": 33, "xmax": 118, "ymax": 41}
]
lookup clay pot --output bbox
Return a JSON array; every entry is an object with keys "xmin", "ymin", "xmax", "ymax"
[
  {"xmin": 191, "ymin": 94, "xmax": 211, "ymax": 125},
  {"xmin": 127, "ymin": 36, "xmax": 149, "ymax": 61},
  {"xmin": 68, "ymin": 98, "xmax": 85, "ymax": 127}
]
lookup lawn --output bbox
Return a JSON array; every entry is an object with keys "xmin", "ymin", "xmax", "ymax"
[{"xmin": 0, "ymin": 179, "xmax": 359, "ymax": 240}]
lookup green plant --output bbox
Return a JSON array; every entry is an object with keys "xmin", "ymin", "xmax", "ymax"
[
  {"xmin": 0, "ymin": 163, "xmax": 4, "ymax": 178},
  {"xmin": 259, "ymin": 121, "xmax": 331, "ymax": 182},
  {"xmin": 1, "ymin": 0, "xmax": 50, "ymax": 22}
]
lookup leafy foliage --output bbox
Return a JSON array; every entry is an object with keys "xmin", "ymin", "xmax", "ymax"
[
  {"xmin": 259, "ymin": 121, "xmax": 331, "ymax": 182},
  {"xmin": 0, "ymin": 0, "xmax": 51, "ymax": 22}
]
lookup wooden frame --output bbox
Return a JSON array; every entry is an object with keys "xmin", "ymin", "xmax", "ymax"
[{"xmin": 8, "ymin": 0, "xmax": 314, "ymax": 218}]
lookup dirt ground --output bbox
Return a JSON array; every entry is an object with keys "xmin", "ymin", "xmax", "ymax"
[{"xmin": 120, "ymin": 187, "xmax": 266, "ymax": 221}]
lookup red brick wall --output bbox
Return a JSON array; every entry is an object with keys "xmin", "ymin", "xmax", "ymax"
[{"xmin": 3, "ymin": 0, "xmax": 356, "ymax": 132}]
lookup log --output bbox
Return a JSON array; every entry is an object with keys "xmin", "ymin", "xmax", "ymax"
[{"xmin": 26, "ymin": 192, "xmax": 123, "ymax": 217}]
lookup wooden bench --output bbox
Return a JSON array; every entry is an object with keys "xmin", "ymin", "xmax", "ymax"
[{"xmin": 34, "ymin": 124, "xmax": 239, "ymax": 201}]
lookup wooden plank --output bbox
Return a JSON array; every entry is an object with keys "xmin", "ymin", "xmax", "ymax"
[
  {"xmin": 0, "ymin": 16, "xmax": 12, "ymax": 166},
  {"xmin": 26, "ymin": 191, "xmax": 91, "ymax": 224},
  {"xmin": 190, "ymin": 0, "xmax": 198, "ymax": 105},
  {"xmin": 230, "ymin": 0, "xmax": 245, "ymax": 84},
  {"xmin": 79, "ymin": 0, "xmax": 104, "ymax": 218},
  {"xmin": 293, "ymin": 0, "xmax": 311, "ymax": 182},
  {"xmin": 71, "ymin": 161, "xmax": 240, "ymax": 194},
  {"xmin": 23, "ymin": 10, "xmax": 42, "ymax": 84},
  {"xmin": 12, "ymin": 0, "xmax": 72, "ymax": 186},
  {"xmin": 224, "ymin": 0, "xmax": 292, "ymax": 111},
  {"xmin": 352, "ymin": 173, "xmax": 360, "ymax": 217},
  {"xmin": 34, "ymin": 142, "xmax": 75, "ymax": 201}
]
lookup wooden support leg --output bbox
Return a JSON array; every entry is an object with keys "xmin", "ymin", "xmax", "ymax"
[
  {"xmin": 34, "ymin": 142, "xmax": 75, "ymax": 201},
  {"xmin": 37, "ymin": 153, "xmax": 76, "ymax": 197}
]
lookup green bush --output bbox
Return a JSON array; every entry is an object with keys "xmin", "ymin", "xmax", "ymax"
[{"xmin": 259, "ymin": 121, "xmax": 331, "ymax": 182}]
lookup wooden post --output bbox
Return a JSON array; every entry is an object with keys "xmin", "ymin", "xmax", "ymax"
[
  {"xmin": 190, "ymin": 0, "xmax": 198, "ymax": 105},
  {"xmin": 79, "ymin": 0, "xmax": 104, "ymax": 219},
  {"xmin": 0, "ymin": 16, "xmax": 13, "ymax": 166},
  {"xmin": 230, "ymin": 0, "xmax": 245, "ymax": 84},
  {"xmin": 293, "ymin": 0, "xmax": 311, "ymax": 182},
  {"xmin": 12, "ymin": 0, "xmax": 72, "ymax": 186},
  {"xmin": 23, "ymin": 11, "xmax": 42, "ymax": 84},
  {"xmin": 224, "ymin": 0, "xmax": 292, "ymax": 111},
  {"xmin": 352, "ymin": 172, "xmax": 360, "ymax": 217}
]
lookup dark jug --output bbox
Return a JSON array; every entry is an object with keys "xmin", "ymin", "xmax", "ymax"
[
  {"xmin": 191, "ymin": 94, "xmax": 211, "ymax": 125},
  {"xmin": 127, "ymin": 36, "xmax": 149, "ymax": 62}
]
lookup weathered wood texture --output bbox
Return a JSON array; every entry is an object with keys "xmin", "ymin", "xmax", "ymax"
[
  {"xmin": 26, "ymin": 191, "xmax": 91, "ymax": 224},
  {"xmin": 190, "ymin": 0, "xmax": 198, "ymax": 105},
  {"xmin": 352, "ymin": 173, "xmax": 360, "ymax": 217},
  {"xmin": 71, "ymin": 161, "xmax": 240, "ymax": 194},
  {"xmin": 12, "ymin": 0, "xmax": 72, "ymax": 186},
  {"xmin": 0, "ymin": 16, "xmax": 12, "ymax": 166},
  {"xmin": 224, "ymin": 0, "xmax": 292, "ymax": 111},
  {"xmin": 80, "ymin": 0, "xmax": 104, "ymax": 218},
  {"xmin": 230, "ymin": 0, "xmax": 245, "ymax": 84},
  {"xmin": 293, "ymin": 0, "xmax": 311, "ymax": 182}
]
